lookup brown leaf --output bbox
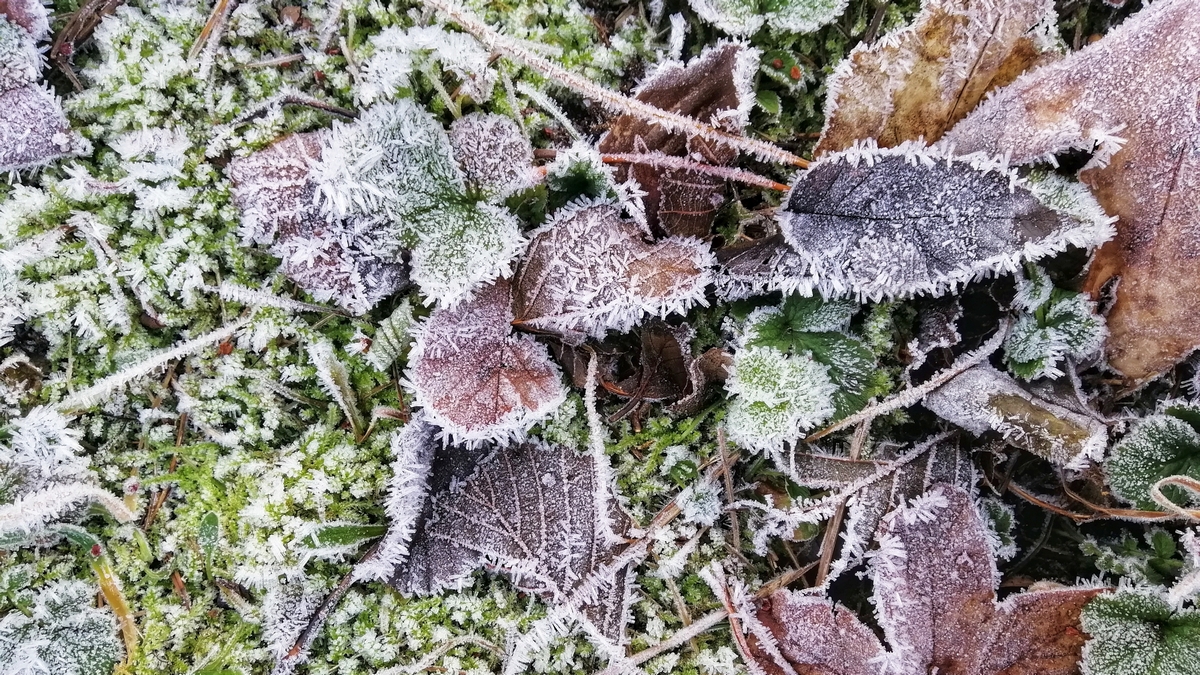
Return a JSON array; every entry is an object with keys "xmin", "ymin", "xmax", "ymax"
[
  {"xmin": 758, "ymin": 484, "xmax": 1107, "ymax": 675},
  {"xmin": 598, "ymin": 42, "xmax": 756, "ymax": 237},
  {"xmin": 0, "ymin": 0, "xmax": 49, "ymax": 39},
  {"xmin": 0, "ymin": 86, "xmax": 84, "ymax": 172},
  {"xmin": 512, "ymin": 199, "xmax": 714, "ymax": 344},
  {"xmin": 406, "ymin": 279, "xmax": 567, "ymax": 445},
  {"xmin": 942, "ymin": 0, "xmax": 1200, "ymax": 381},
  {"xmin": 713, "ymin": 232, "xmax": 811, "ymax": 301},
  {"xmin": 816, "ymin": 0, "xmax": 1058, "ymax": 155}
]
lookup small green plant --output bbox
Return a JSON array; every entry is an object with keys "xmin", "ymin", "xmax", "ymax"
[
  {"xmin": 1106, "ymin": 402, "xmax": 1200, "ymax": 510},
  {"xmin": 1081, "ymin": 590, "xmax": 1200, "ymax": 675}
]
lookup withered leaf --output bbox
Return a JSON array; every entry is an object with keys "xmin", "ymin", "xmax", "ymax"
[
  {"xmin": 597, "ymin": 42, "xmax": 757, "ymax": 238},
  {"xmin": 778, "ymin": 142, "xmax": 1114, "ymax": 301},
  {"xmin": 756, "ymin": 484, "xmax": 1107, "ymax": 675},
  {"xmin": 713, "ymin": 232, "xmax": 813, "ymax": 301},
  {"xmin": 923, "ymin": 363, "xmax": 1106, "ymax": 468},
  {"xmin": 607, "ymin": 320, "xmax": 690, "ymax": 405},
  {"xmin": 0, "ymin": 0, "xmax": 47, "ymax": 40},
  {"xmin": 816, "ymin": 0, "xmax": 1059, "ymax": 155},
  {"xmin": 0, "ymin": 86, "xmax": 83, "ymax": 172},
  {"xmin": 393, "ymin": 438, "xmax": 636, "ymax": 644},
  {"xmin": 406, "ymin": 279, "xmax": 567, "ymax": 446},
  {"xmin": 942, "ymin": 0, "xmax": 1200, "ymax": 382},
  {"xmin": 512, "ymin": 199, "xmax": 714, "ymax": 343}
]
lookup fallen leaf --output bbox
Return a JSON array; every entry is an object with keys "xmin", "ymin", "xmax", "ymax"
[
  {"xmin": 0, "ymin": 0, "xmax": 49, "ymax": 40},
  {"xmin": 755, "ymin": 484, "xmax": 1107, "ymax": 675},
  {"xmin": 816, "ymin": 0, "xmax": 1059, "ymax": 155},
  {"xmin": 448, "ymin": 112, "xmax": 537, "ymax": 199},
  {"xmin": 393, "ymin": 437, "xmax": 635, "ymax": 644},
  {"xmin": 941, "ymin": 0, "xmax": 1200, "ymax": 381},
  {"xmin": 598, "ymin": 42, "xmax": 757, "ymax": 237},
  {"xmin": 512, "ymin": 199, "xmax": 714, "ymax": 343},
  {"xmin": 713, "ymin": 232, "xmax": 813, "ymax": 301},
  {"xmin": 778, "ymin": 142, "xmax": 1115, "ymax": 301},
  {"xmin": 405, "ymin": 278, "xmax": 567, "ymax": 445}
]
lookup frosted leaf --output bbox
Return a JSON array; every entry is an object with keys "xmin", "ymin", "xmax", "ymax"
[
  {"xmin": 0, "ymin": 0, "xmax": 49, "ymax": 41},
  {"xmin": 1081, "ymin": 590, "xmax": 1200, "ymax": 675},
  {"xmin": 0, "ymin": 19, "xmax": 37, "ymax": 91},
  {"xmin": 0, "ymin": 406, "xmax": 89, "ymax": 495},
  {"xmin": 759, "ymin": 484, "xmax": 1105, "ymax": 675},
  {"xmin": 394, "ymin": 438, "xmax": 636, "ymax": 644},
  {"xmin": 904, "ymin": 297, "xmax": 962, "ymax": 384},
  {"xmin": 1004, "ymin": 282, "xmax": 1106, "ymax": 381},
  {"xmin": 407, "ymin": 199, "xmax": 525, "ymax": 309},
  {"xmin": 941, "ymin": 0, "xmax": 1200, "ymax": 381},
  {"xmin": 924, "ymin": 363, "xmax": 1107, "ymax": 468},
  {"xmin": 0, "ymin": 85, "xmax": 86, "ymax": 172},
  {"xmin": 724, "ymin": 345, "xmax": 837, "ymax": 452},
  {"xmin": 712, "ymin": 233, "xmax": 814, "ymax": 301},
  {"xmin": 449, "ymin": 112, "xmax": 535, "ymax": 199},
  {"xmin": 512, "ymin": 199, "xmax": 715, "ymax": 342},
  {"xmin": 228, "ymin": 133, "xmax": 322, "ymax": 245},
  {"xmin": 1013, "ymin": 263, "xmax": 1055, "ymax": 312},
  {"xmin": 816, "ymin": 0, "xmax": 1060, "ymax": 155},
  {"xmin": 687, "ymin": 0, "xmax": 849, "ymax": 36},
  {"xmin": 363, "ymin": 298, "xmax": 415, "ymax": 372},
  {"xmin": 0, "ymin": 580, "xmax": 122, "ymax": 675},
  {"xmin": 778, "ymin": 141, "xmax": 1115, "ymax": 302},
  {"xmin": 405, "ymin": 279, "xmax": 567, "ymax": 446},
  {"xmin": 1106, "ymin": 404, "xmax": 1200, "ymax": 511},
  {"xmin": 597, "ymin": 42, "xmax": 758, "ymax": 237}
]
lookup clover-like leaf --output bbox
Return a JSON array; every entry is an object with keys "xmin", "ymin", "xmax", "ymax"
[
  {"xmin": 405, "ymin": 279, "xmax": 567, "ymax": 446},
  {"xmin": 1081, "ymin": 590, "xmax": 1200, "ymax": 675},
  {"xmin": 394, "ymin": 438, "xmax": 636, "ymax": 644},
  {"xmin": 512, "ymin": 199, "xmax": 714, "ymax": 343},
  {"xmin": 924, "ymin": 363, "xmax": 1107, "ymax": 468},
  {"xmin": 942, "ymin": 0, "xmax": 1200, "ymax": 381},
  {"xmin": 598, "ymin": 42, "xmax": 758, "ymax": 237},
  {"xmin": 778, "ymin": 142, "xmax": 1115, "ymax": 302},
  {"xmin": 816, "ymin": 0, "xmax": 1060, "ymax": 155},
  {"xmin": 1106, "ymin": 402, "xmax": 1200, "ymax": 511},
  {"xmin": 757, "ymin": 484, "xmax": 1106, "ymax": 675}
]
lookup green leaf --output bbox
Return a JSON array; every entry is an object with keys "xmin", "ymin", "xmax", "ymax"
[
  {"xmin": 1107, "ymin": 411, "xmax": 1200, "ymax": 510},
  {"xmin": 299, "ymin": 523, "xmax": 388, "ymax": 549},
  {"xmin": 198, "ymin": 511, "xmax": 219, "ymax": 567},
  {"xmin": 1082, "ymin": 591, "xmax": 1200, "ymax": 675},
  {"xmin": 746, "ymin": 295, "xmax": 858, "ymax": 349},
  {"xmin": 788, "ymin": 331, "xmax": 875, "ymax": 419},
  {"xmin": 756, "ymin": 90, "xmax": 781, "ymax": 115}
]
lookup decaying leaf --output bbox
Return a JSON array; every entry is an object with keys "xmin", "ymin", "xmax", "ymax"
[
  {"xmin": 755, "ymin": 484, "xmax": 1107, "ymax": 675},
  {"xmin": 904, "ymin": 296, "xmax": 963, "ymax": 383},
  {"xmin": 597, "ymin": 42, "xmax": 757, "ymax": 238},
  {"xmin": 713, "ymin": 232, "xmax": 812, "ymax": 301},
  {"xmin": 941, "ymin": 0, "xmax": 1200, "ymax": 381},
  {"xmin": 816, "ymin": 0, "xmax": 1060, "ymax": 155},
  {"xmin": 405, "ymin": 279, "xmax": 567, "ymax": 446},
  {"xmin": 448, "ymin": 112, "xmax": 536, "ymax": 199},
  {"xmin": 512, "ymin": 199, "xmax": 714, "ymax": 343},
  {"xmin": 393, "ymin": 438, "xmax": 636, "ymax": 645},
  {"xmin": 923, "ymin": 363, "xmax": 1106, "ymax": 468},
  {"xmin": 0, "ymin": 0, "xmax": 50, "ymax": 39},
  {"xmin": 778, "ymin": 142, "xmax": 1115, "ymax": 301}
]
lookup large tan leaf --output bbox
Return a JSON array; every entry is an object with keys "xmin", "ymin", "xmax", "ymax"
[
  {"xmin": 815, "ymin": 0, "xmax": 1059, "ymax": 156},
  {"xmin": 942, "ymin": 0, "xmax": 1200, "ymax": 382}
]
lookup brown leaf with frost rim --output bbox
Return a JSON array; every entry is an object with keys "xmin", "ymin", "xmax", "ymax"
[
  {"xmin": 815, "ymin": 0, "xmax": 1059, "ymax": 156},
  {"xmin": 941, "ymin": 0, "xmax": 1200, "ymax": 382},
  {"xmin": 598, "ymin": 41, "xmax": 757, "ymax": 237},
  {"xmin": 512, "ymin": 199, "xmax": 714, "ymax": 344},
  {"xmin": 755, "ymin": 484, "xmax": 1107, "ymax": 675},
  {"xmin": 406, "ymin": 279, "xmax": 567, "ymax": 446}
]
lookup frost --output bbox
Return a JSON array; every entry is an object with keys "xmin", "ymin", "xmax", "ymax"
[
  {"xmin": 1106, "ymin": 402, "xmax": 1200, "ymax": 511},
  {"xmin": 0, "ymin": 0, "xmax": 49, "ymax": 41},
  {"xmin": 512, "ymin": 199, "xmax": 715, "ymax": 342},
  {"xmin": 357, "ymin": 25, "xmax": 496, "ymax": 106},
  {"xmin": 449, "ymin": 113, "xmax": 536, "ymax": 199},
  {"xmin": 0, "ymin": 19, "xmax": 38, "ymax": 91},
  {"xmin": 713, "ymin": 233, "xmax": 813, "ymax": 301},
  {"xmin": 0, "ymin": 579, "xmax": 122, "ymax": 675},
  {"xmin": 924, "ymin": 363, "xmax": 1107, "ymax": 468},
  {"xmin": 1081, "ymin": 590, "xmax": 1200, "ymax": 675},
  {"xmin": 687, "ymin": 0, "xmax": 849, "ymax": 36},
  {"xmin": 405, "ymin": 279, "xmax": 567, "ymax": 446},
  {"xmin": 758, "ymin": 485, "xmax": 1105, "ymax": 675},
  {"xmin": 1004, "ymin": 265, "xmax": 1106, "ymax": 380},
  {"xmin": 724, "ymin": 345, "xmax": 836, "ymax": 453},
  {"xmin": 777, "ymin": 141, "xmax": 1116, "ymax": 302},
  {"xmin": 363, "ymin": 299, "xmax": 415, "ymax": 372},
  {"xmin": 0, "ymin": 406, "xmax": 88, "ymax": 495}
]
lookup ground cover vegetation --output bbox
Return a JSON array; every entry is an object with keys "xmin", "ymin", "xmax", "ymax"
[{"xmin": 2, "ymin": 0, "xmax": 1200, "ymax": 673}]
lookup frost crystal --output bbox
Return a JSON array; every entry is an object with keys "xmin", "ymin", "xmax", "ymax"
[
  {"xmin": 924, "ymin": 364, "xmax": 1107, "ymax": 468},
  {"xmin": 777, "ymin": 141, "xmax": 1115, "ymax": 302},
  {"xmin": 687, "ymin": 0, "xmax": 849, "ymax": 36},
  {"xmin": 405, "ymin": 279, "xmax": 566, "ymax": 446},
  {"xmin": 0, "ymin": 580, "xmax": 122, "ymax": 675},
  {"xmin": 1106, "ymin": 402, "xmax": 1200, "ymax": 511},
  {"xmin": 724, "ymin": 345, "xmax": 837, "ymax": 453},
  {"xmin": 0, "ymin": 406, "xmax": 89, "ymax": 495},
  {"xmin": 357, "ymin": 25, "xmax": 496, "ymax": 106},
  {"xmin": 449, "ymin": 112, "xmax": 536, "ymax": 199},
  {"xmin": 1081, "ymin": 590, "xmax": 1200, "ymax": 675},
  {"xmin": 0, "ymin": 0, "xmax": 49, "ymax": 40},
  {"xmin": 1004, "ymin": 265, "xmax": 1106, "ymax": 380},
  {"xmin": 512, "ymin": 199, "xmax": 715, "ymax": 342}
]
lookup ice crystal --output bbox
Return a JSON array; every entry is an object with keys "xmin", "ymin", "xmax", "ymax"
[
  {"xmin": 0, "ymin": 18, "xmax": 37, "ymax": 91},
  {"xmin": 357, "ymin": 25, "xmax": 496, "ymax": 106},
  {"xmin": 687, "ymin": 0, "xmax": 849, "ymax": 36},
  {"xmin": 758, "ymin": 485, "xmax": 1105, "ymax": 675},
  {"xmin": 0, "ymin": 406, "xmax": 88, "ymax": 495},
  {"xmin": 449, "ymin": 112, "xmax": 536, "ymax": 199},
  {"xmin": 512, "ymin": 199, "xmax": 715, "ymax": 342},
  {"xmin": 363, "ymin": 299, "xmax": 415, "ymax": 372},
  {"xmin": 1081, "ymin": 590, "xmax": 1200, "ymax": 675},
  {"xmin": 1106, "ymin": 402, "xmax": 1200, "ymax": 511},
  {"xmin": 924, "ymin": 363, "xmax": 1107, "ymax": 468},
  {"xmin": 724, "ymin": 345, "xmax": 837, "ymax": 453},
  {"xmin": 777, "ymin": 141, "xmax": 1116, "ymax": 302},
  {"xmin": 1004, "ymin": 265, "xmax": 1106, "ymax": 380},
  {"xmin": 405, "ymin": 279, "xmax": 567, "ymax": 446},
  {"xmin": 0, "ymin": 0, "xmax": 49, "ymax": 40},
  {"xmin": 0, "ymin": 579, "xmax": 122, "ymax": 675}
]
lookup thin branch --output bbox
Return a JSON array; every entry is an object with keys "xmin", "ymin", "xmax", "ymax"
[{"xmin": 599, "ymin": 152, "xmax": 791, "ymax": 191}]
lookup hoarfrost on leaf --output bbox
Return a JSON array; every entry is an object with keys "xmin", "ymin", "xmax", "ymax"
[
  {"xmin": 1004, "ymin": 267, "xmax": 1106, "ymax": 381},
  {"xmin": 687, "ymin": 0, "xmax": 849, "ymax": 36},
  {"xmin": 449, "ymin": 112, "xmax": 536, "ymax": 199},
  {"xmin": 405, "ymin": 279, "xmax": 567, "ymax": 446},
  {"xmin": 724, "ymin": 344, "xmax": 837, "ymax": 453},
  {"xmin": 1080, "ymin": 590, "xmax": 1200, "ymax": 675},
  {"xmin": 0, "ymin": 579, "xmax": 122, "ymax": 675},
  {"xmin": 1105, "ymin": 402, "xmax": 1200, "ymax": 511},
  {"xmin": 777, "ymin": 141, "xmax": 1115, "ymax": 302},
  {"xmin": 357, "ymin": 25, "xmax": 497, "ymax": 106}
]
